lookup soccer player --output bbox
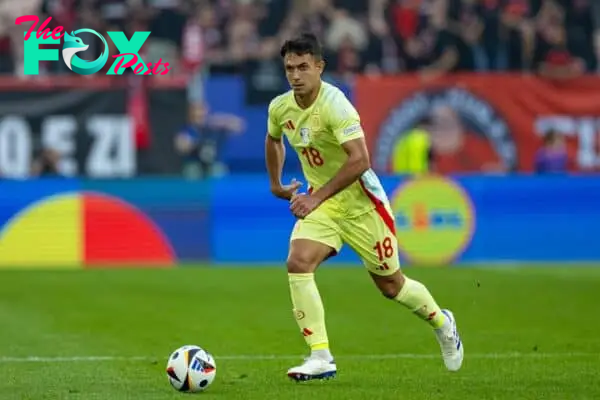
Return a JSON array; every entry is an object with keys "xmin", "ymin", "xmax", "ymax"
[{"xmin": 265, "ymin": 33, "xmax": 463, "ymax": 381}]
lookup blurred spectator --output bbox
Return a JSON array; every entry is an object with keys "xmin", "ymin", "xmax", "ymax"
[
  {"xmin": 391, "ymin": 116, "xmax": 432, "ymax": 175},
  {"xmin": 174, "ymin": 102, "xmax": 244, "ymax": 179},
  {"xmin": 0, "ymin": 0, "xmax": 598, "ymax": 81},
  {"xmin": 429, "ymin": 104, "xmax": 505, "ymax": 174},
  {"xmin": 143, "ymin": 0, "xmax": 187, "ymax": 75},
  {"xmin": 0, "ymin": 0, "xmax": 41, "ymax": 75},
  {"xmin": 401, "ymin": 0, "xmax": 460, "ymax": 76},
  {"xmin": 532, "ymin": 2, "xmax": 587, "ymax": 79},
  {"xmin": 183, "ymin": 2, "xmax": 206, "ymax": 103},
  {"xmin": 535, "ymin": 129, "xmax": 568, "ymax": 173},
  {"xmin": 31, "ymin": 147, "xmax": 64, "ymax": 177}
]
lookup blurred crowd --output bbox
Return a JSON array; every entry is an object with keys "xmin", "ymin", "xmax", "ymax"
[
  {"xmin": 0, "ymin": 0, "xmax": 599, "ymax": 80},
  {"xmin": 0, "ymin": 0, "xmax": 596, "ymax": 179}
]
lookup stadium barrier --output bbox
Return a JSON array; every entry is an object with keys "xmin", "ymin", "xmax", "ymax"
[{"xmin": 0, "ymin": 174, "xmax": 598, "ymax": 268}]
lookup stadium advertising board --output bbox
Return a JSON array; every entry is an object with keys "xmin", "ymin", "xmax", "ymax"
[
  {"xmin": 210, "ymin": 174, "xmax": 600, "ymax": 264},
  {"xmin": 390, "ymin": 175, "xmax": 475, "ymax": 266},
  {"xmin": 0, "ymin": 179, "xmax": 210, "ymax": 268},
  {"xmin": 356, "ymin": 74, "xmax": 600, "ymax": 174},
  {"xmin": 0, "ymin": 81, "xmax": 187, "ymax": 178},
  {"xmin": 0, "ymin": 175, "xmax": 599, "ymax": 268},
  {"xmin": 0, "ymin": 89, "xmax": 133, "ymax": 178}
]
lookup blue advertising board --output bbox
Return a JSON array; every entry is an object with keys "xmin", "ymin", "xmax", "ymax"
[
  {"xmin": 211, "ymin": 174, "xmax": 600, "ymax": 264},
  {"xmin": 0, "ymin": 175, "xmax": 599, "ymax": 267}
]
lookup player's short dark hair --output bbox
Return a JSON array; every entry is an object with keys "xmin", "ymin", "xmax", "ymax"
[{"xmin": 280, "ymin": 33, "xmax": 323, "ymax": 61}]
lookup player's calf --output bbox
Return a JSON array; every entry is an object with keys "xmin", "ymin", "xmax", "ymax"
[
  {"xmin": 371, "ymin": 270, "xmax": 445, "ymax": 327},
  {"xmin": 370, "ymin": 271, "xmax": 464, "ymax": 371}
]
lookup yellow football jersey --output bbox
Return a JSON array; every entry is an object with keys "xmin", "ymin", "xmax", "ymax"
[{"xmin": 267, "ymin": 81, "xmax": 390, "ymax": 218}]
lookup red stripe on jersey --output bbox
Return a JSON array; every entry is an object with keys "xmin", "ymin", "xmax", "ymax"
[
  {"xmin": 358, "ymin": 180, "xmax": 396, "ymax": 236},
  {"xmin": 289, "ymin": 120, "xmax": 295, "ymax": 130}
]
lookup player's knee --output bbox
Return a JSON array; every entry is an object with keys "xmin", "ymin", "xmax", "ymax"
[
  {"xmin": 374, "ymin": 271, "xmax": 406, "ymax": 299},
  {"xmin": 287, "ymin": 254, "xmax": 317, "ymax": 274},
  {"xmin": 380, "ymin": 284, "xmax": 400, "ymax": 299}
]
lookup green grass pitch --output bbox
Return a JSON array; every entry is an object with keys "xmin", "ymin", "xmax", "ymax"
[{"xmin": 1, "ymin": 265, "xmax": 599, "ymax": 399}]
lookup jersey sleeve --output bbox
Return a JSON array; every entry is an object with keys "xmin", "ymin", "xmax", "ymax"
[
  {"xmin": 267, "ymin": 98, "xmax": 283, "ymax": 139},
  {"xmin": 328, "ymin": 91, "xmax": 364, "ymax": 145}
]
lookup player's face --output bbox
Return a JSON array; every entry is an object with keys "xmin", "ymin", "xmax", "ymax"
[{"xmin": 284, "ymin": 53, "xmax": 324, "ymax": 96}]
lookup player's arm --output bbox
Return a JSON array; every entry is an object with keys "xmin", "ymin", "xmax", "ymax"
[
  {"xmin": 265, "ymin": 102, "xmax": 301, "ymax": 200},
  {"xmin": 265, "ymin": 133, "xmax": 285, "ymax": 192},
  {"xmin": 311, "ymin": 137, "xmax": 370, "ymax": 204},
  {"xmin": 311, "ymin": 100, "xmax": 370, "ymax": 204}
]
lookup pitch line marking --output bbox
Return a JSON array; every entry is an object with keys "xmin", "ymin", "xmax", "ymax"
[{"xmin": 0, "ymin": 352, "xmax": 597, "ymax": 363}]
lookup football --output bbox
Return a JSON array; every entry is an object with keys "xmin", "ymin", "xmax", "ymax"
[{"xmin": 166, "ymin": 345, "xmax": 217, "ymax": 393}]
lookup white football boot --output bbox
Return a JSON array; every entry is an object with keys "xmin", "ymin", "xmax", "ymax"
[
  {"xmin": 434, "ymin": 309, "xmax": 464, "ymax": 371},
  {"xmin": 287, "ymin": 357, "xmax": 337, "ymax": 381}
]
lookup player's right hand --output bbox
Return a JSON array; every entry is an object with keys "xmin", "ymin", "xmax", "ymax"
[{"xmin": 271, "ymin": 179, "xmax": 303, "ymax": 201}]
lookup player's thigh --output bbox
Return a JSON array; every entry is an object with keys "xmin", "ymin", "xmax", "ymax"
[
  {"xmin": 340, "ymin": 209, "xmax": 400, "ymax": 276},
  {"xmin": 341, "ymin": 210, "xmax": 404, "ymax": 297},
  {"xmin": 288, "ymin": 209, "xmax": 343, "ymax": 274}
]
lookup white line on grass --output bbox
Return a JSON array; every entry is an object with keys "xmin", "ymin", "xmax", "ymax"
[{"xmin": 0, "ymin": 352, "xmax": 597, "ymax": 363}]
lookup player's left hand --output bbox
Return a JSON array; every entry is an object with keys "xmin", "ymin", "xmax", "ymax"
[{"xmin": 290, "ymin": 194, "xmax": 321, "ymax": 219}]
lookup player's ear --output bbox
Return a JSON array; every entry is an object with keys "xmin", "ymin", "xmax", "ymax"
[{"xmin": 316, "ymin": 59, "xmax": 325, "ymax": 74}]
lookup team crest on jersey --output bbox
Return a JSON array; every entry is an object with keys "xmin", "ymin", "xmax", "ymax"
[
  {"xmin": 311, "ymin": 115, "xmax": 321, "ymax": 131},
  {"xmin": 299, "ymin": 127, "xmax": 310, "ymax": 144}
]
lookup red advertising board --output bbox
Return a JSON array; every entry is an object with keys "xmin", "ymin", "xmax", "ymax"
[{"xmin": 356, "ymin": 74, "xmax": 600, "ymax": 174}]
